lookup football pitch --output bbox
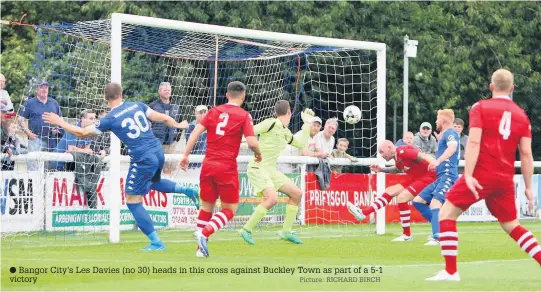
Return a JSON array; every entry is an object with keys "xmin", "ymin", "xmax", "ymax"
[{"xmin": 2, "ymin": 221, "xmax": 540, "ymax": 291}]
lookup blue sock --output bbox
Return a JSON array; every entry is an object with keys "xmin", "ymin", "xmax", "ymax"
[
  {"xmin": 150, "ymin": 179, "xmax": 195, "ymax": 195},
  {"xmin": 413, "ymin": 201, "xmax": 432, "ymax": 222},
  {"xmin": 127, "ymin": 202, "xmax": 158, "ymax": 242},
  {"xmin": 431, "ymin": 208, "xmax": 440, "ymax": 240}
]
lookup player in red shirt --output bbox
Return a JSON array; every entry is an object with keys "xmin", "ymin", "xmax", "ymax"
[
  {"xmin": 426, "ymin": 69, "xmax": 541, "ymax": 281},
  {"xmin": 347, "ymin": 140, "xmax": 437, "ymax": 241},
  {"xmin": 180, "ymin": 81, "xmax": 262, "ymax": 258}
]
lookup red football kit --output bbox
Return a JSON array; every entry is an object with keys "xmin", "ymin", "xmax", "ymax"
[
  {"xmin": 395, "ymin": 145, "xmax": 437, "ymax": 195},
  {"xmin": 446, "ymin": 96, "xmax": 531, "ymax": 222},
  {"xmin": 199, "ymin": 103, "xmax": 255, "ymax": 204}
]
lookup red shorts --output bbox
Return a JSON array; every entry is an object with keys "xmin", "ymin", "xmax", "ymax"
[
  {"xmin": 403, "ymin": 174, "xmax": 437, "ymax": 196},
  {"xmin": 446, "ymin": 175, "xmax": 516, "ymax": 223},
  {"xmin": 200, "ymin": 169, "xmax": 240, "ymax": 204}
]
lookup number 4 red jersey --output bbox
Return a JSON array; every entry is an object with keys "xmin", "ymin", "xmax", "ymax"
[
  {"xmin": 469, "ymin": 96, "xmax": 531, "ymax": 178},
  {"xmin": 200, "ymin": 103, "xmax": 255, "ymax": 171}
]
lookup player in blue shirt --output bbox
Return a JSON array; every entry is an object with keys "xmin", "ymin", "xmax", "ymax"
[
  {"xmin": 43, "ymin": 83, "xmax": 199, "ymax": 251},
  {"xmin": 413, "ymin": 109, "xmax": 460, "ymax": 246}
]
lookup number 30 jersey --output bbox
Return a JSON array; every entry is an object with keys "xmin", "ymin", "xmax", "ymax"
[
  {"xmin": 200, "ymin": 103, "xmax": 255, "ymax": 171},
  {"xmin": 94, "ymin": 102, "xmax": 161, "ymax": 159},
  {"xmin": 469, "ymin": 96, "xmax": 531, "ymax": 178}
]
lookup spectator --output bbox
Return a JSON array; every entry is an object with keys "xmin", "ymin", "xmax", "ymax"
[
  {"xmin": 0, "ymin": 73, "xmax": 15, "ymax": 119},
  {"xmin": 282, "ymin": 116, "xmax": 323, "ymax": 157},
  {"xmin": 313, "ymin": 117, "xmax": 338, "ymax": 157},
  {"xmin": 19, "ymin": 80, "xmax": 63, "ymax": 170},
  {"xmin": 50, "ymin": 110, "xmax": 96, "ymax": 170},
  {"xmin": 412, "ymin": 121, "xmax": 437, "ymax": 156},
  {"xmin": 185, "ymin": 105, "xmax": 208, "ymax": 155},
  {"xmin": 395, "ymin": 131, "xmax": 414, "ymax": 147},
  {"xmin": 331, "ymin": 138, "xmax": 358, "ymax": 174},
  {"xmin": 453, "ymin": 118, "xmax": 468, "ymax": 160},
  {"xmin": 1, "ymin": 119, "xmax": 26, "ymax": 170},
  {"xmin": 148, "ymin": 82, "xmax": 188, "ymax": 172}
]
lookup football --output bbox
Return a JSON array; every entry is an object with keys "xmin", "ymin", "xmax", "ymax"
[{"xmin": 343, "ymin": 105, "xmax": 362, "ymax": 124}]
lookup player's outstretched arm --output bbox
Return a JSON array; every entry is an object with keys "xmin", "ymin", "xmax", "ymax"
[
  {"xmin": 417, "ymin": 152, "xmax": 436, "ymax": 164},
  {"xmin": 147, "ymin": 109, "xmax": 188, "ymax": 129},
  {"xmin": 290, "ymin": 108, "xmax": 315, "ymax": 149},
  {"xmin": 463, "ymin": 127, "xmax": 482, "ymax": 178},
  {"xmin": 180, "ymin": 123, "xmax": 206, "ymax": 170},
  {"xmin": 381, "ymin": 166, "xmax": 402, "ymax": 174},
  {"xmin": 42, "ymin": 112, "xmax": 97, "ymax": 138}
]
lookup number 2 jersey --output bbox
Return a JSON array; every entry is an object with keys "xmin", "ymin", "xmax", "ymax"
[
  {"xmin": 469, "ymin": 96, "xmax": 531, "ymax": 178},
  {"xmin": 93, "ymin": 102, "xmax": 161, "ymax": 159},
  {"xmin": 200, "ymin": 103, "xmax": 255, "ymax": 172}
]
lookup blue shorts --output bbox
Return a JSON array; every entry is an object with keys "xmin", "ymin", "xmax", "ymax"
[
  {"xmin": 125, "ymin": 147, "xmax": 165, "ymax": 195},
  {"xmin": 418, "ymin": 174, "xmax": 457, "ymax": 204}
]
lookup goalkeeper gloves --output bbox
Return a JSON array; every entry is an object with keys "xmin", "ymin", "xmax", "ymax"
[{"xmin": 301, "ymin": 108, "xmax": 315, "ymax": 124}]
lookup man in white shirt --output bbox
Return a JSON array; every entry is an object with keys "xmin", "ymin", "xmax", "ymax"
[
  {"xmin": 313, "ymin": 117, "xmax": 338, "ymax": 157},
  {"xmin": 0, "ymin": 74, "xmax": 15, "ymax": 118}
]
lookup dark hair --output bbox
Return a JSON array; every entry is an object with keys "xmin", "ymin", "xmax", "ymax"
[
  {"xmin": 104, "ymin": 83, "xmax": 122, "ymax": 101},
  {"xmin": 275, "ymin": 100, "xmax": 290, "ymax": 116},
  {"xmin": 227, "ymin": 81, "xmax": 246, "ymax": 97},
  {"xmin": 454, "ymin": 118, "xmax": 465, "ymax": 126}
]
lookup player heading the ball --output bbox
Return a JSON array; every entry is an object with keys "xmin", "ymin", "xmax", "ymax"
[
  {"xmin": 180, "ymin": 81, "xmax": 262, "ymax": 258},
  {"xmin": 347, "ymin": 141, "xmax": 437, "ymax": 241},
  {"xmin": 43, "ymin": 83, "xmax": 199, "ymax": 251},
  {"xmin": 426, "ymin": 69, "xmax": 541, "ymax": 282},
  {"xmin": 239, "ymin": 101, "xmax": 315, "ymax": 245}
]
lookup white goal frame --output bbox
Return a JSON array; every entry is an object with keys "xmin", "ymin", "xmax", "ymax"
[{"xmin": 108, "ymin": 13, "xmax": 387, "ymax": 243}]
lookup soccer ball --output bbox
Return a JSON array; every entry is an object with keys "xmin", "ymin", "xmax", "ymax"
[{"xmin": 343, "ymin": 105, "xmax": 362, "ymax": 124}]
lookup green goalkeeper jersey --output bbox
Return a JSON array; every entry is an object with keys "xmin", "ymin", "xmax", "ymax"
[{"xmin": 248, "ymin": 118, "xmax": 311, "ymax": 170}]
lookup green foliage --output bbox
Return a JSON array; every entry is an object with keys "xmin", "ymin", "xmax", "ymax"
[{"xmin": 2, "ymin": 1, "xmax": 541, "ymax": 156}]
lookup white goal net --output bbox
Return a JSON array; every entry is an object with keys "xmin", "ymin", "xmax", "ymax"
[{"xmin": 1, "ymin": 14, "xmax": 387, "ymax": 244}]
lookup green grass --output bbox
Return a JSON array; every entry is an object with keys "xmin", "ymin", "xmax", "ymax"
[{"xmin": 2, "ymin": 222, "xmax": 541, "ymax": 291}]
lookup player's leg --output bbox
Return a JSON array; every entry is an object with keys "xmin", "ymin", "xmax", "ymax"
[
  {"xmin": 347, "ymin": 184, "xmax": 405, "ymax": 221},
  {"xmin": 126, "ymin": 194, "xmax": 165, "ymax": 251},
  {"xmin": 391, "ymin": 189, "xmax": 415, "ymax": 241},
  {"xmin": 197, "ymin": 172, "xmax": 240, "ymax": 256},
  {"xmin": 412, "ymin": 181, "xmax": 436, "ymax": 222},
  {"xmin": 426, "ymin": 176, "xmax": 474, "ymax": 281},
  {"xmin": 194, "ymin": 174, "xmax": 218, "ymax": 257},
  {"xmin": 486, "ymin": 187, "xmax": 541, "ymax": 266},
  {"xmin": 426, "ymin": 175, "xmax": 457, "ymax": 245},
  {"xmin": 239, "ymin": 167, "xmax": 276, "ymax": 244},
  {"xmin": 124, "ymin": 156, "xmax": 166, "ymax": 251},
  {"xmin": 277, "ymin": 178, "xmax": 303, "ymax": 244},
  {"xmin": 148, "ymin": 151, "xmax": 199, "ymax": 208}
]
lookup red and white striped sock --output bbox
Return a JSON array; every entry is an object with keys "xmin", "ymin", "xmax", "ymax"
[
  {"xmin": 362, "ymin": 193, "xmax": 392, "ymax": 215},
  {"xmin": 510, "ymin": 225, "xmax": 541, "ymax": 266},
  {"xmin": 202, "ymin": 209, "xmax": 234, "ymax": 238},
  {"xmin": 197, "ymin": 209, "xmax": 213, "ymax": 232},
  {"xmin": 398, "ymin": 202, "xmax": 411, "ymax": 236},
  {"xmin": 439, "ymin": 219, "xmax": 458, "ymax": 275}
]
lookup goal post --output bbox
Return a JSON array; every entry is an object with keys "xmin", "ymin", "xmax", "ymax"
[{"xmin": 108, "ymin": 13, "xmax": 388, "ymax": 242}]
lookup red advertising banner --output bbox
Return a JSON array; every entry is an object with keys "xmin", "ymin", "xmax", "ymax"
[{"xmin": 304, "ymin": 173, "xmax": 428, "ymax": 224}]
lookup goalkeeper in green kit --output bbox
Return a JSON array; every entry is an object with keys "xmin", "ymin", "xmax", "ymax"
[{"xmin": 239, "ymin": 100, "xmax": 315, "ymax": 245}]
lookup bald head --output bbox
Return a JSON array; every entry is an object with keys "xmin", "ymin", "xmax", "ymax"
[
  {"xmin": 490, "ymin": 69, "xmax": 514, "ymax": 93},
  {"xmin": 378, "ymin": 140, "xmax": 396, "ymax": 161}
]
